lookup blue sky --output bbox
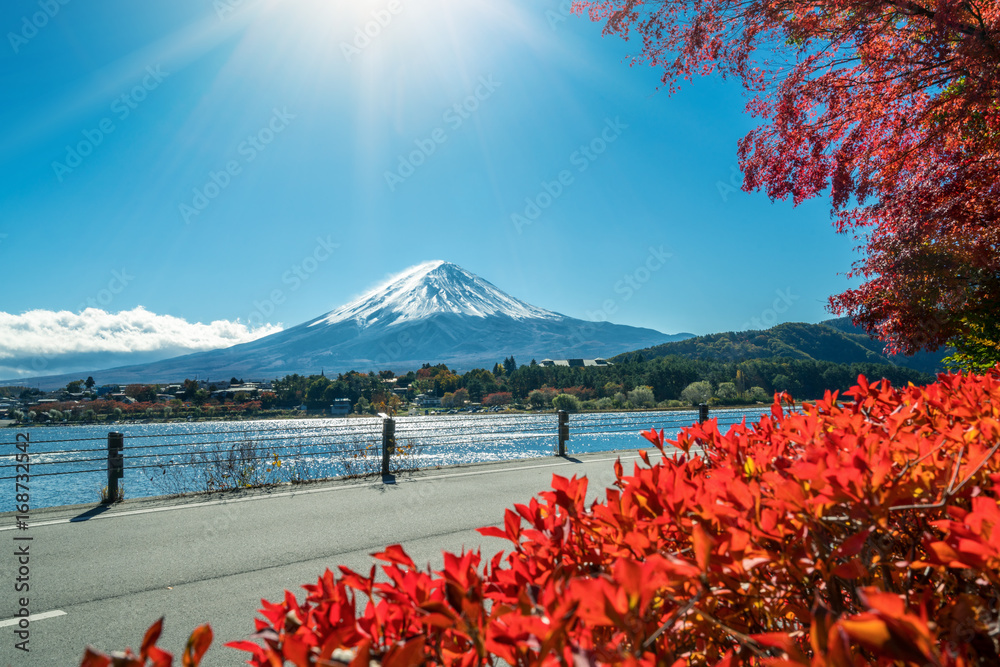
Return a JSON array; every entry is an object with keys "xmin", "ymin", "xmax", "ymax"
[{"xmin": 0, "ymin": 0, "xmax": 861, "ymax": 379}]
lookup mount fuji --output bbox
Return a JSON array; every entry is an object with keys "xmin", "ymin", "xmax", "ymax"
[{"xmin": 20, "ymin": 262, "xmax": 692, "ymax": 386}]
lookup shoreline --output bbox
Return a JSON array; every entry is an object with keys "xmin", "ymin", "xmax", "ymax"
[{"xmin": 1, "ymin": 403, "xmax": 774, "ymax": 429}]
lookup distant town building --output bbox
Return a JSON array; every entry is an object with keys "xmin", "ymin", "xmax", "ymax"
[
  {"xmin": 415, "ymin": 393, "xmax": 441, "ymax": 407},
  {"xmin": 211, "ymin": 384, "xmax": 261, "ymax": 399},
  {"xmin": 536, "ymin": 358, "xmax": 612, "ymax": 368},
  {"xmin": 330, "ymin": 398, "xmax": 351, "ymax": 416}
]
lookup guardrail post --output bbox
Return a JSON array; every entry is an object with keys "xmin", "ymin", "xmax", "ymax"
[
  {"xmin": 698, "ymin": 403, "xmax": 709, "ymax": 424},
  {"xmin": 557, "ymin": 410, "xmax": 569, "ymax": 456},
  {"xmin": 106, "ymin": 432, "xmax": 124, "ymax": 503},
  {"xmin": 381, "ymin": 415, "xmax": 395, "ymax": 478}
]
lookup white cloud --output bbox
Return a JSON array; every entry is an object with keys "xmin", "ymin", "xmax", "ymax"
[{"xmin": 0, "ymin": 307, "xmax": 282, "ymax": 379}]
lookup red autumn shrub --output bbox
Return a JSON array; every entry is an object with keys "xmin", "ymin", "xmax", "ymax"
[
  {"xmin": 82, "ymin": 372, "xmax": 1000, "ymax": 665},
  {"xmin": 483, "ymin": 392, "xmax": 513, "ymax": 407},
  {"xmin": 555, "ymin": 386, "xmax": 597, "ymax": 401}
]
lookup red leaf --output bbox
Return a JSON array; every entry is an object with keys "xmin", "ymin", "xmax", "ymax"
[
  {"xmin": 78, "ymin": 648, "xmax": 112, "ymax": 667},
  {"xmin": 477, "ymin": 525, "xmax": 507, "ymax": 540},
  {"xmin": 224, "ymin": 640, "xmax": 266, "ymax": 658},
  {"xmin": 503, "ymin": 507, "xmax": 521, "ymax": 541},
  {"xmin": 348, "ymin": 640, "xmax": 372, "ymax": 667},
  {"xmin": 692, "ymin": 523, "xmax": 712, "ymax": 572},
  {"xmin": 375, "ymin": 544, "xmax": 415, "ymax": 569},
  {"xmin": 383, "ymin": 637, "xmax": 426, "ymax": 667},
  {"xmin": 830, "ymin": 528, "xmax": 873, "ymax": 560},
  {"xmin": 641, "ymin": 428, "xmax": 664, "ymax": 449},
  {"xmin": 182, "ymin": 624, "xmax": 213, "ymax": 667},
  {"xmin": 140, "ymin": 617, "xmax": 165, "ymax": 657}
]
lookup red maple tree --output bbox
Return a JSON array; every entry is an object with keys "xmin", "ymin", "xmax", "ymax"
[{"xmin": 574, "ymin": 0, "xmax": 1000, "ymax": 357}]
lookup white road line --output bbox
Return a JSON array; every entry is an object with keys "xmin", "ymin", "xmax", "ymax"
[
  {"xmin": 0, "ymin": 451, "xmax": 663, "ymax": 532},
  {"xmin": 0, "ymin": 610, "xmax": 66, "ymax": 627}
]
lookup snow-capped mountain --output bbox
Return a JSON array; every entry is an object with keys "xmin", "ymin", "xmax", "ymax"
[
  {"xmin": 17, "ymin": 262, "xmax": 692, "ymax": 387},
  {"xmin": 317, "ymin": 261, "xmax": 560, "ymax": 328}
]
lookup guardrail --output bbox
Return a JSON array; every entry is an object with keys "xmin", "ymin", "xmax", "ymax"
[{"xmin": 2, "ymin": 404, "xmax": 763, "ymax": 508}]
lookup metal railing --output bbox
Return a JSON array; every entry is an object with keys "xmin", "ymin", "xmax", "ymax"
[{"xmin": 2, "ymin": 404, "xmax": 769, "ymax": 507}]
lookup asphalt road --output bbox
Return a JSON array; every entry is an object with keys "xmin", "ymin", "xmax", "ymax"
[{"xmin": 0, "ymin": 449, "xmax": 652, "ymax": 666}]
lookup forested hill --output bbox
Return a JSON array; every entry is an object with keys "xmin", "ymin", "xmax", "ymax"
[{"xmin": 613, "ymin": 320, "xmax": 948, "ymax": 375}]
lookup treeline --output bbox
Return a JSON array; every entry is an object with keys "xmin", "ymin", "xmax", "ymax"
[
  {"xmin": 617, "ymin": 321, "xmax": 947, "ymax": 375},
  {"xmin": 10, "ymin": 399, "xmax": 267, "ymax": 424},
  {"xmin": 266, "ymin": 355, "xmax": 934, "ymax": 411}
]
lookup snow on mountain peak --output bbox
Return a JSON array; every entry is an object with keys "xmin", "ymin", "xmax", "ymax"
[{"xmin": 313, "ymin": 261, "xmax": 562, "ymax": 329}]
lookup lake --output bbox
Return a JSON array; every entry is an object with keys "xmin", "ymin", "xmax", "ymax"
[{"xmin": 2, "ymin": 406, "xmax": 773, "ymax": 509}]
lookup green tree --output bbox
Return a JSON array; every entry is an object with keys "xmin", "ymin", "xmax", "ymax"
[
  {"xmin": 527, "ymin": 389, "xmax": 547, "ymax": 409},
  {"xmin": 66, "ymin": 379, "xmax": 84, "ymax": 393},
  {"xmin": 463, "ymin": 369, "xmax": 497, "ymax": 402},
  {"xmin": 626, "ymin": 386, "xmax": 656, "ymax": 408},
  {"xmin": 125, "ymin": 384, "xmax": 157, "ymax": 403},
  {"xmin": 715, "ymin": 382, "xmax": 739, "ymax": 402},
  {"xmin": 680, "ymin": 381, "xmax": 713, "ymax": 406},
  {"xmin": 193, "ymin": 389, "xmax": 209, "ymax": 406},
  {"xmin": 305, "ymin": 376, "xmax": 332, "ymax": 409},
  {"xmin": 771, "ymin": 374, "xmax": 802, "ymax": 398},
  {"xmin": 85, "ymin": 376, "xmax": 95, "ymax": 390},
  {"xmin": 182, "ymin": 379, "xmax": 199, "ymax": 400},
  {"xmin": 552, "ymin": 394, "xmax": 581, "ymax": 412}
]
